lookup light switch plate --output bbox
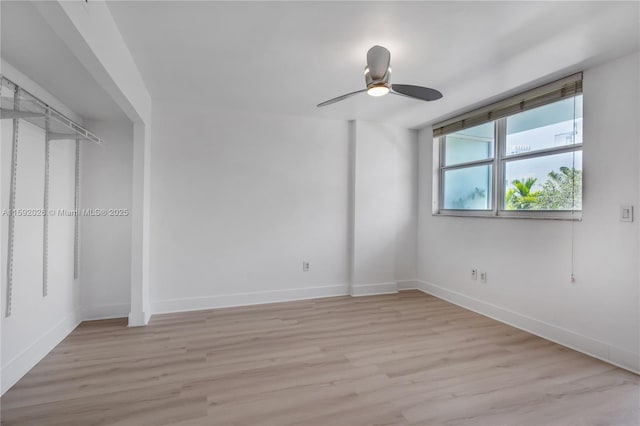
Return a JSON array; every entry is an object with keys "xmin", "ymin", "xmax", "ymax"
[{"xmin": 621, "ymin": 205, "xmax": 634, "ymax": 222}]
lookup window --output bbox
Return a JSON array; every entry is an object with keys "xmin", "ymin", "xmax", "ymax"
[{"xmin": 434, "ymin": 73, "xmax": 582, "ymax": 219}]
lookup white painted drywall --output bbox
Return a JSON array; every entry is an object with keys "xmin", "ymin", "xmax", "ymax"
[
  {"xmin": 36, "ymin": 1, "xmax": 150, "ymax": 124},
  {"xmin": 150, "ymin": 103, "xmax": 352, "ymax": 312},
  {"xmin": 1, "ymin": 115, "xmax": 79, "ymax": 394},
  {"xmin": 417, "ymin": 52, "xmax": 640, "ymax": 372},
  {"xmin": 36, "ymin": 1, "xmax": 153, "ymax": 325},
  {"xmin": 150, "ymin": 105, "xmax": 419, "ymax": 312},
  {"xmin": 80, "ymin": 120, "xmax": 133, "ymax": 320},
  {"xmin": 351, "ymin": 121, "xmax": 418, "ymax": 295}
]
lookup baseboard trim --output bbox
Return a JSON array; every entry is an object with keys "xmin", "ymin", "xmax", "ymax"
[
  {"xmin": 396, "ymin": 279, "xmax": 420, "ymax": 291},
  {"xmin": 152, "ymin": 284, "xmax": 349, "ymax": 315},
  {"xmin": 128, "ymin": 310, "xmax": 151, "ymax": 327},
  {"xmin": 413, "ymin": 280, "xmax": 640, "ymax": 375},
  {"xmin": 83, "ymin": 303, "xmax": 130, "ymax": 321},
  {"xmin": 350, "ymin": 281, "xmax": 398, "ymax": 297},
  {"xmin": 1, "ymin": 310, "xmax": 81, "ymax": 395}
]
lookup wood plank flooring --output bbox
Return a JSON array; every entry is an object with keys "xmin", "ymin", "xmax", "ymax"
[{"xmin": 1, "ymin": 291, "xmax": 638, "ymax": 425}]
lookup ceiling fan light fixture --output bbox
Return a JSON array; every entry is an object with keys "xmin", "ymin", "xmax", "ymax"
[
  {"xmin": 367, "ymin": 84, "xmax": 390, "ymax": 97},
  {"xmin": 316, "ymin": 46, "xmax": 443, "ymax": 107}
]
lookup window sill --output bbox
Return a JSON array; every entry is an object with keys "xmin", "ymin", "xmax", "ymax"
[{"xmin": 434, "ymin": 210, "xmax": 582, "ymax": 221}]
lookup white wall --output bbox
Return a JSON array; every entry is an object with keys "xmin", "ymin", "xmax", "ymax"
[
  {"xmin": 351, "ymin": 121, "xmax": 418, "ymax": 295},
  {"xmin": 150, "ymin": 104, "xmax": 418, "ymax": 313},
  {"xmin": 150, "ymin": 103, "xmax": 351, "ymax": 312},
  {"xmin": 1, "ymin": 114, "xmax": 79, "ymax": 394},
  {"xmin": 417, "ymin": 52, "xmax": 640, "ymax": 372},
  {"xmin": 80, "ymin": 120, "xmax": 133, "ymax": 320}
]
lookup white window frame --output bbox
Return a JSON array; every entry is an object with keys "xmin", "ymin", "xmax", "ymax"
[{"xmin": 433, "ymin": 94, "xmax": 583, "ymax": 221}]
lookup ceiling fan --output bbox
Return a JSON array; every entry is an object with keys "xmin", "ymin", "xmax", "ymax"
[{"xmin": 317, "ymin": 45, "xmax": 443, "ymax": 107}]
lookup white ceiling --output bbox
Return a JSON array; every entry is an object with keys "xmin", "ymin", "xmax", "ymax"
[
  {"xmin": 1, "ymin": 1, "xmax": 128, "ymax": 121},
  {"xmin": 3, "ymin": 2, "xmax": 638, "ymax": 128},
  {"xmin": 108, "ymin": 1, "xmax": 639, "ymax": 128}
]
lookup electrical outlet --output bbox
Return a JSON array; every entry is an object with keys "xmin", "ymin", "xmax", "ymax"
[
  {"xmin": 621, "ymin": 205, "xmax": 634, "ymax": 222},
  {"xmin": 302, "ymin": 261, "xmax": 310, "ymax": 272},
  {"xmin": 480, "ymin": 272, "xmax": 487, "ymax": 283},
  {"xmin": 471, "ymin": 269, "xmax": 478, "ymax": 281}
]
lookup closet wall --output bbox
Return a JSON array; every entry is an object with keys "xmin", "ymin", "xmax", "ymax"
[
  {"xmin": 80, "ymin": 119, "xmax": 133, "ymax": 320},
  {"xmin": 1, "ymin": 121, "xmax": 79, "ymax": 394},
  {"xmin": 1, "ymin": 75, "xmax": 84, "ymax": 394}
]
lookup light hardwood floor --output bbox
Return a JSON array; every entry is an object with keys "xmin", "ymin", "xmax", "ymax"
[{"xmin": 1, "ymin": 291, "xmax": 638, "ymax": 426}]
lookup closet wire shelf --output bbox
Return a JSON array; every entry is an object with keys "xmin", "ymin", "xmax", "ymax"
[
  {"xmin": 2, "ymin": 75, "xmax": 103, "ymax": 318},
  {"xmin": 0, "ymin": 76, "xmax": 102, "ymax": 144}
]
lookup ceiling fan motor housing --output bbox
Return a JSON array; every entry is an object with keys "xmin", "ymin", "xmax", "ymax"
[{"xmin": 365, "ymin": 66, "xmax": 390, "ymax": 89}]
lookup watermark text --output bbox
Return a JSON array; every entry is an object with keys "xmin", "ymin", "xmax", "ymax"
[{"xmin": 1, "ymin": 208, "xmax": 129, "ymax": 217}]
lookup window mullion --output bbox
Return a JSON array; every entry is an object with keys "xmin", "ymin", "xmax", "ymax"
[
  {"xmin": 441, "ymin": 158, "xmax": 495, "ymax": 171},
  {"xmin": 439, "ymin": 136, "xmax": 445, "ymax": 213},
  {"xmin": 501, "ymin": 143, "xmax": 583, "ymax": 162},
  {"xmin": 493, "ymin": 118, "xmax": 507, "ymax": 216}
]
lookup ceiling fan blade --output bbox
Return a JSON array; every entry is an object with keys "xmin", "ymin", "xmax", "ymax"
[
  {"xmin": 366, "ymin": 45, "xmax": 391, "ymax": 80},
  {"xmin": 317, "ymin": 89, "xmax": 367, "ymax": 107},
  {"xmin": 391, "ymin": 84, "xmax": 443, "ymax": 101}
]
